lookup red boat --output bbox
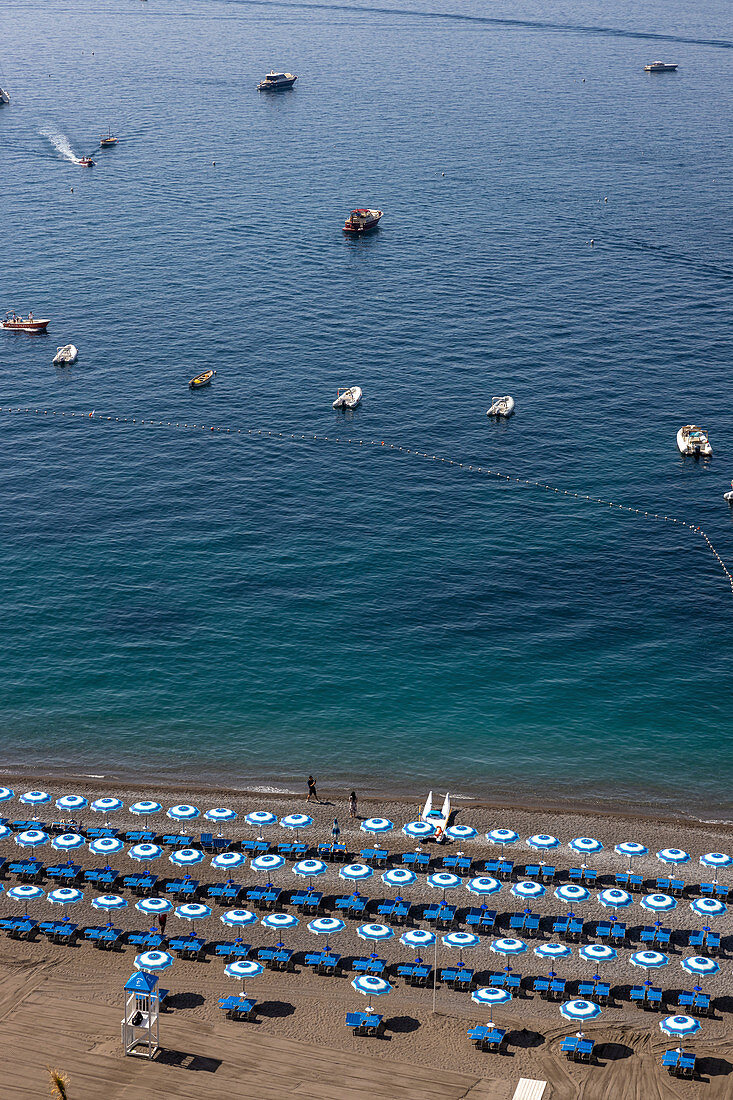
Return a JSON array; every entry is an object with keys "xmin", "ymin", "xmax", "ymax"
[
  {"xmin": 79, "ymin": 156, "xmax": 94, "ymax": 167},
  {"xmin": 2, "ymin": 311, "xmax": 50, "ymax": 333},
  {"xmin": 343, "ymin": 208, "xmax": 383, "ymax": 234}
]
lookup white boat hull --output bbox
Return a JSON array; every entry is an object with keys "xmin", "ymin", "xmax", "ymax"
[
  {"xmin": 53, "ymin": 344, "xmax": 78, "ymax": 365},
  {"xmin": 487, "ymin": 395, "xmax": 515, "ymax": 418},
  {"xmin": 677, "ymin": 426, "xmax": 712, "ymax": 457},
  {"xmin": 333, "ymin": 386, "xmax": 362, "ymax": 410}
]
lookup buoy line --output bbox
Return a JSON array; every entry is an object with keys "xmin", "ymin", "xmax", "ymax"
[{"xmin": 4, "ymin": 405, "xmax": 733, "ymax": 596}]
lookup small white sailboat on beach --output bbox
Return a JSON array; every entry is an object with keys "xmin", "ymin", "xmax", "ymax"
[
  {"xmin": 421, "ymin": 790, "xmax": 451, "ymax": 840},
  {"xmin": 487, "ymin": 395, "xmax": 515, "ymax": 418},
  {"xmin": 332, "ymin": 386, "xmax": 362, "ymax": 410}
]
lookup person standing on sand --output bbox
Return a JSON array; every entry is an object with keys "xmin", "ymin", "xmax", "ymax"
[
  {"xmin": 349, "ymin": 791, "xmax": 358, "ymax": 818},
  {"xmin": 307, "ymin": 775, "xmax": 320, "ymax": 803}
]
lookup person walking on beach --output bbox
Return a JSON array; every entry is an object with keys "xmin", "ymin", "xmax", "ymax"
[
  {"xmin": 307, "ymin": 775, "xmax": 320, "ymax": 803},
  {"xmin": 157, "ymin": 913, "xmax": 167, "ymax": 939},
  {"xmin": 349, "ymin": 790, "xmax": 358, "ymax": 818}
]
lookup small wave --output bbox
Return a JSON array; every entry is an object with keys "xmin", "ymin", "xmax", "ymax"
[
  {"xmin": 40, "ymin": 127, "xmax": 82, "ymax": 165},
  {"xmin": 245, "ymin": 784, "xmax": 298, "ymax": 794}
]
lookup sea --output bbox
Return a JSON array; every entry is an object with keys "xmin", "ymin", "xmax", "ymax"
[{"xmin": 1, "ymin": 0, "xmax": 731, "ymax": 819}]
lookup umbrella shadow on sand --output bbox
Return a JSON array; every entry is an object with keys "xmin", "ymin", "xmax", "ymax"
[
  {"xmin": 165, "ymin": 992, "xmax": 205, "ymax": 1010},
  {"xmin": 384, "ymin": 1014, "xmax": 419, "ymax": 1036},
  {"xmin": 695, "ymin": 1055, "xmax": 732, "ymax": 1081},
  {"xmin": 593, "ymin": 1041, "xmax": 634, "ymax": 1064},
  {"xmin": 257, "ymin": 1000, "xmax": 296, "ymax": 1019},
  {"xmin": 506, "ymin": 1028, "xmax": 544, "ymax": 1050}
]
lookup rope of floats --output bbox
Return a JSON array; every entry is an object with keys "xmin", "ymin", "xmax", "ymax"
[{"xmin": 5, "ymin": 405, "xmax": 733, "ymax": 596}]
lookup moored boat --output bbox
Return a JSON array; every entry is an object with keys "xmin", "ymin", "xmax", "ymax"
[
  {"xmin": 0, "ymin": 88, "xmax": 9, "ymax": 105},
  {"xmin": 189, "ymin": 369, "xmax": 215, "ymax": 389},
  {"xmin": 52, "ymin": 344, "xmax": 78, "ymax": 365},
  {"xmin": 2, "ymin": 311, "xmax": 50, "ymax": 333},
  {"xmin": 487, "ymin": 395, "xmax": 515, "ymax": 418},
  {"xmin": 257, "ymin": 71, "xmax": 297, "ymax": 91},
  {"xmin": 332, "ymin": 386, "xmax": 362, "ymax": 410},
  {"xmin": 644, "ymin": 62, "xmax": 678, "ymax": 72},
  {"xmin": 343, "ymin": 209, "xmax": 383, "ymax": 235},
  {"xmin": 421, "ymin": 791, "xmax": 451, "ymax": 840},
  {"xmin": 677, "ymin": 425, "xmax": 711, "ymax": 457},
  {"xmin": 724, "ymin": 481, "xmax": 733, "ymax": 504},
  {"xmin": 99, "ymin": 127, "xmax": 118, "ymax": 147}
]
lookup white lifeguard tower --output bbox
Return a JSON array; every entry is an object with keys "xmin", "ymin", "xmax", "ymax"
[{"xmin": 122, "ymin": 970, "xmax": 160, "ymax": 1058}]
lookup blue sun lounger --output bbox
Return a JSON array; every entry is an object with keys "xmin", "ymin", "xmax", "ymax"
[
  {"xmin": 218, "ymin": 995, "xmax": 256, "ymax": 1020},
  {"xmin": 345, "ymin": 1011, "xmax": 383, "ymax": 1035}
]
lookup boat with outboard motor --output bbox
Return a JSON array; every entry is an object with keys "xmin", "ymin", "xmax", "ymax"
[
  {"xmin": 343, "ymin": 209, "xmax": 383, "ymax": 235},
  {"xmin": 724, "ymin": 481, "xmax": 733, "ymax": 504},
  {"xmin": 189, "ymin": 369, "xmax": 215, "ymax": 389},
  {"xmin": 53, "ymin": 344, "xmax": 78, "ymax": 365},
  {"xmin": 0, "ymin": 88, "xmax": 9, "ymax": 105},
  {"xmin": 487, "ymin": 395, "xmax": 515, "ymax": 418},
  {"xmin": 421, "ymin": 791, "xmax": 451, "ymax": 841},
  {"xmin": 257, "ymin": 71, "xmax": 297, "ymax": 91},
  {"xmin": 332, "ymin": 386, "xmax": 362, "ymax": 410},
  {"xmin": 79, "ymin": 156, "xmax": 94, "ymax": 167},
  {"xmin": 2, "ymin": 311, "xmax": 50, "ymax": 333},
  {"xmin": 677, "ymin": 425, "xmax": 712, "ymax": 457}
]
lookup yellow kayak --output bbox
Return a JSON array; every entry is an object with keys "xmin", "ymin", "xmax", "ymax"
[{"xmin": 189, "ymin": 370, "xmax": 215, "ymax": 389}]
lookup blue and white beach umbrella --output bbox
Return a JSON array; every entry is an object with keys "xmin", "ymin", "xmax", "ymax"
[
  {"xmin": 251, "ymin": 854, "xmax": 285, "ymax": 874},
  {"xmin": 91, "ymin": 893, "xmax": 127, "ymax": 912},
  {"xmin": 630, "ymin": 950, "xmax": 669, "ymax": 972},
  {"xmin": 0, "ymin": 787, "xmax": 14, "ymax": 802},
  {"xmin": 225, "ymin": 959, "xmax": 263, "ymax": 990},
  {"xmin": 170, "ymin": 847, "xmax": 205, "ymax": 868},
  {"xmin": 129, "ymin": 843, "xmax": 164, "ymax": 862},
  {"xmin": 487, "ymin": 829, "xmax": 519, "ymax": 846},
  {"xmin": 641, "ymin": 893, "xmax": 677, "ymax": 914},
  {"xmin": 534, "ymin": 943, "xmax": 572, "ymax": 962},
  {"xmin": 262, "ymin": 912, "xmax": 300, "ymax": 934},
  {"xmin": 280, "ymin": 814, "xmax": 312, "ymax": 833},
  {"xmin": 555, "ymin": 884, "xmax": 590, "ymax": 904},
  {"xmin": 690, "ymin": 898, "xmax": 727, "ymax": 919},
  {"xmin": 569, "ymin": 838, "xmax": 604, "ymax": 857},
  {"xmin": 130, "ymin": 800, "xmax": 162, "ymax": 819},
  {"xmin": 427, "ymin": 872, "xmax": 463, "ymax": 895},
  {"xmin": 382, "ymin": 868, "xmax": 416, "ymax": 889},
  {"xmin": 660, "ymin": 1015, "xmax": 701, "ymax": 1039},
  {"xmin": 167, "ymin": 804, "xmax": 200, "ymax": 822},
  {"xmin": 174, "ymin": 902, "xmax": 211, "ymax": 921},
  {"xmin": 560, "ymin": 999, "xmax": 601, "ymax": 1023},
  {"xmin": 580, "ymin": 944, "xmax": 617, "ymax": 965},
  {"xmin": 357, "ymin": 923, "xmax": 394, "ymax": 944},
  {"xmin": 0, "ymin": 825, "xmax": 11, "ymax": 841},
  {"xmin": 245, "ymin": 811, "xmax": 277, "ymax": 829},
  {"xmin": 471, "ymin": 986, "xmax": 511, "ymax": 1020},
  {"xmin": 204, "ymin": 807, "xmax": 237, "ymax": 823},
  {"xmin": 7, "ymin": 885, "xmax": 44, "ymax": 910},
  {"xmin": 16, "ymin": 829, "xmax": 49, "ymax": 848},
  {"xmin": 700, "ymin": 852, "xmax": 732, "ymax": 873},
  {"xmin": 339, "ymin": 863, "xmax": 374, "ymax": 883},
  {"xmin": 293, "ymin": 859, "xmax": 328, "ymax": 881},
  {"xmin": 91, "ymin": 797, "xmax": 123, "ymax": 817},
  {"xmin": 135, "ymin": 950, "xmax": 174, "ymax": 973},
  {"xmin": 20, "ymin": 790, "xmax": 51, "ymax": 806},
  {"xmin": 221, "ymin": 909, "xmax": 257, "ymax": 929},
  {"xmin": 90, "ymin": 837, "xmax": 124, "ymax": 856},
  {"xmin": 56, "ymin": 795, "xmax": 88, "ymax": 813},
  {"xmin": 681, "ymin": 956, "xmax": 719, "ymax": 978},
  {"xmin": 657, "ymin": 848, "xmax": 690, "ymax": 866},
  {"xmin": 466, "ymin": 876, "xmax": 502, "ymax": 898},
  {"xmin": 402, "ymin": 820, "xmax": 436, "ymax": 839},
  {"xmin": 445, "ymin": 824, "xmax": 477, "ymax": 841},
  {"xmin": 442, "ymin": 932, "xmax": 480, "ymax": 960},
  {"xmin": 48, "ymin": 887, "xmax": 84, "ymax": 908},
  {"xmin": 400, "ymin": 929, "xmax": 436, "ymax": 950},
  {"xmin": 360, "ymin": 817, "xmax": 394, "ymax": 835},
  {"xmin": 352, "ymin": 974, "xmax": 392, "ymax": 1007},
  {"xmin": 136, "ymin": 897, "xmax": 173, "ymax": 915},
  {"xmin": 491, "ymin": 937, "xmax": 528, "ymax": 959},
  {"xmin": 212, "ymin": 851, "xmax": 246, "ymax": 870},
  {"xmin": 308, "ymin": 917, "xmax": 345, "ymax": 937},
  {"xmin": 615, "ymin": 842, "xmax": 649, "ymax": 869},
  {"xmin": 527, "ymin": 834, "xmax": 560, "ymax": 851},
  {"xmin": 598, "ymin": 888, "xmax": 633, "ymax": 910},
  {"xmin": 51, "ymin": 832, "xmax": 85, "ymax": 852},
  {"xmin": 511, "ymin": 880, "xmax": 546, "ymax": 901}
]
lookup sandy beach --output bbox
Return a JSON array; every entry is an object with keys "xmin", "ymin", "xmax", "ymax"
[{"xmin": 0, "ymin": 775, "xmax": 731, "ymax": 1097}]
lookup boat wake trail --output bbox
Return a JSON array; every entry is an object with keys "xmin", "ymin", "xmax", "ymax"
[{"xmin": 40, "ymin": 127, "xmax": 82, "ymax": 165}]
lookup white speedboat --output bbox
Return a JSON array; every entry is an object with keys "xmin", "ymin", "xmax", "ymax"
[
  {"xmin": 257, "ymin": 71, "xmax": 297, "ymax": 91},
  {"xmin": 0, "ymin": 88, "xmax": 9, "ymax": 105},
  {"xmin": 421, "ymin": 791, "xmax": 451, "ymax": 839},
  {"xmin": 677, "ymin": 425, "xmax": 711, "ymax": 457},
  {"xmin": 332, "ymin": 386, "xmax": 362, "ymax": 410},
  {"xmin": 52, "ymin": 344, "xmax": 78, "ymax": 365},
  {"xmin": 724, "ymin": 481, "xmax": 733, "ymax": 503},
  {"xmin": 487, "ymin": 395, "xmax": 515, "ymax": 418},
  {"xmin": 644, "ymin": 62, "xmax": 678, "ymax": 72}
]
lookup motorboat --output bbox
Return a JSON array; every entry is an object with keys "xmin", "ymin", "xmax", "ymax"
[
  {"xmin": 0, "ymin": 88, "xmax": 9, "ymax": 105},
  {"xmin": 53, "ymin": 344, "xmax": 78, "ymax": 365},
  {"xmin": 257, "ymin": 71, "xmax": 297, "ymax": 91},
  {"xmin": 724, "ymin": 481, "xmax": 733, "ymax": 504},
  {"xmin": 79, "ymin": 156, "xmax": 94, "ymax": 167},
  {"xmin": 487, "ymin": 395, "xmax": 515, "ymax": 418},
  {"xmin": 332, "ymin": 386, "xmax": 362, "ymax": 410},
  {"xmin": 644, "ymin": 62, "xmax": 678, "ymax": 72},
  {"xmin": 2, "ymin": 311, "xmax": 50, "ymax": 333},
  {"xmin": 677, "ymin": 425, "xmax": 712, "ymax": 457},
  {"xmin": 343, "ymin": 209, "xmax": 383, "ymax": 235},
  {"xmin": 421, "ymin": 791, "xmax": 451, "ymax": 840},
  {"xmin": 99, "ymin": 127, "xmax": 118, "ymax": 147},
  {"xmin": 189, "ymin": 369, "xmax": 215, "ymax": 389}
]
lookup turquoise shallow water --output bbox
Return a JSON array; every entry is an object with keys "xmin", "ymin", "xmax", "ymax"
[{"xmin": 1, "ymin": 0, "xmax": 732, "ymax": 815}]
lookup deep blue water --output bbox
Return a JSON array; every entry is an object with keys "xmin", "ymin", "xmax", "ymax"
[{"xmin": 1, "ymin": 0, "xmax": 732, "ymax": 815}]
